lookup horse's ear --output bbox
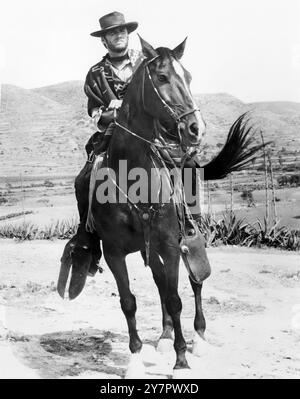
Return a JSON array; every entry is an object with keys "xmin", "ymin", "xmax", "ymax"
[
  {"xmin": 172, "ymin": 37, "xmax": 187, "ymax": 60},
  {"xmin": 138, "ymin": 35, "xmax": 158, "ymax": 60}
]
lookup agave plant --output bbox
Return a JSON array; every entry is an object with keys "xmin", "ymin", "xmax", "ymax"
[
  {"xmin": 0, "ymin": 214, "xmax": 299, "ymax": 251},
  {"xmin": 0, "ymin": 222, "xmax": 39, "ymax": 240},
  {"xmin": 197, "ymin": 213, "xmax": 300, "ymax": 251}
]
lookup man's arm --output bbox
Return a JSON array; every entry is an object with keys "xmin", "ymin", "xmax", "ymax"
[
  {"xmin": 90, "ymin": 102, "xmax": 122, "ymax": 131},
  {"xmin": 84, "ymin": 68, "xmax": 122, "ymax": 130}
]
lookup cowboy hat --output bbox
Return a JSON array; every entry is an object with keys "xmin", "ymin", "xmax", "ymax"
[{"xmin": 90, "ymin": 11, "xmax": 138, "ymax": 37}]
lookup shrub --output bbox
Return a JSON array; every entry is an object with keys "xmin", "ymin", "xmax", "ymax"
[
  {"xmin": 0, "ymin": 215, "xmax": 299, "ymax": 251},
  {"xmin": 197, "ymin": 214, "xmax": 300, "ymax": 251},
  {"xmin": 277, "ymin": 174, "xmax": 300, "ymax": 188},
  {"xmin": 241, "ymin": 190, "xmax": 255, "ymax": 207},
  {"xmin": 44, "ymin": 179, "xmax": 55, "ymax": 188},
  {"xmin": 0, "ymin": 218, "xmax": 78, "ymax": 240},
  {"xmin": 0, "ymin": 195, "xmax": 8, "ymax": 204}
]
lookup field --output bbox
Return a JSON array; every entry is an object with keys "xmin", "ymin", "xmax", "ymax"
[{"xmin": 0, "ymin": 241, "xmax": 300, "ymax": 379}]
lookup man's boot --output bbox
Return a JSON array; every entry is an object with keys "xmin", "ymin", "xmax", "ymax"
[
  {"xmin": 57, "ymin": 161, "xmax": 102, "ymax": 300},
  {"xmin": 60, "ymin": 131, "xmax": 105, "ymax": 280}
]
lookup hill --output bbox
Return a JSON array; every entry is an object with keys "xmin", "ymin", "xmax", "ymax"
[
  {"xmin": 32, "ymin": 81, "xmax": 85, "ymax": 110},
  {"xmin": 0, "ymin": 83, "xmax": 92, "ymax": 178},
  {"xmin": 194, "ymin": 93, "xmax": 247, "ymax": 150},
  {"xmin": 0, "ymin": 81, "xmax": 299, "ymax": 182}
]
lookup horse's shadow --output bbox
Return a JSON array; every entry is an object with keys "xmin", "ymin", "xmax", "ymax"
[{"xmin": 38, "ymin": 328, "xmax": 132, "ymax": 378}]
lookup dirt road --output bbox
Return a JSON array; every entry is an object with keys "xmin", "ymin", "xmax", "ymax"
[{"xmin": 0, "ymin": 239, "xmax": 299, "ymax": 379}]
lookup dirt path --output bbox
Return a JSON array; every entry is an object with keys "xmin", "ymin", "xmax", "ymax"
[{"xmin": 0, "ymin": 239, "xmax": 299, "ymax": 379}]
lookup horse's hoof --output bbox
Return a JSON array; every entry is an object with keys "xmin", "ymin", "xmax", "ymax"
[
  {"xmin": 173, "ymin": 367, "xmax": 193, "ymax": 379},
  {"xmin": 125, "ymin": 353, "xmax": 145, "ymax": 379},
  {"xmin": 157, "ymin": 338, "xmax": 173, "ymax": 354}
]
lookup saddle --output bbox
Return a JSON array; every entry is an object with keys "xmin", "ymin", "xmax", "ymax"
[{"xmin": 179, "ymin": 219, "xmax": 211, "ymax": 284}]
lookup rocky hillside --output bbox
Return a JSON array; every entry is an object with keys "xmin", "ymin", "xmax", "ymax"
[
  {"xmin": 0, "ymin": 81, "xmax": 299, "ymax": 184},
  {"xmin": 0, "ymin": 82, "xmax": 92, "ymax": 179}
]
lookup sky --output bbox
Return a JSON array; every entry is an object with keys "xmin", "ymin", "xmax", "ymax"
[{"xmin": 0, "ymin": 0, "xmax": 300, "ymax": 102}]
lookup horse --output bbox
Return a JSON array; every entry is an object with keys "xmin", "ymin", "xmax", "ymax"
[{"xmin": 58, "ymin": 36, "xmax": 264, "ymax": 378}]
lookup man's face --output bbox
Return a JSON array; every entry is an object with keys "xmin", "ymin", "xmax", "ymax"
[{"xmin": 102, "ymin": 26, "xmax": 129, "ymax": 53}]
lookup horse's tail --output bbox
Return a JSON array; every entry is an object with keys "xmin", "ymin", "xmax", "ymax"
[{"xmin": 200, "ymin": 112, "xmax": 271, "ymax": 181}]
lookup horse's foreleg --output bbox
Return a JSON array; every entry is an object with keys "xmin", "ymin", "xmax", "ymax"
[
  {"xmin": 141, "ymin": 251, "xmax": 173, "ymax": 352},
  {"xmin": 190, "ymin": 278, "xmax": 206, "ymax": 338},
  {"xmin": 89, "ymin": 233, "xmax": 102, "ymax": 276},
  {"xmin": 160, "ymin": 249, "xmax": 190, "ymax": 374},
  {"xmin": 103, "ymin": 246, "xmax": 144, "ymax": 378},
  {"xmin": 189, "ymin": 277, "xmax": 211, "ymax": 357}
]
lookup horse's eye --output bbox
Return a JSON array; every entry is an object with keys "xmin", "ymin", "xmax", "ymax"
[{"xmin": 157, "ymin": 75, "xmax": 168, "ymax": 83}]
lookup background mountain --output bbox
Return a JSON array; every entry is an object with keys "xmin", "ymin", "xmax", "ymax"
[{"xmin": 0, "ymin": 81, "xmax": 299, "ymax": 183}]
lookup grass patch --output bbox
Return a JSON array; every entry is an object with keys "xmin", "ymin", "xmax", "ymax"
[
  {"xmin": 0, "ymin": 218, "xmax": 78, "ymax": 240},
  {"xmin": 198, "ymin": 213, "xmax": 300, "ymax": 251},
  {"xmin": 0, "ymin": 211, "xmax": 34, "ymax": 221}
]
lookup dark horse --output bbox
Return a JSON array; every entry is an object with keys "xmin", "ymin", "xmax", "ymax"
[{"xmin": 58, "ymin": 37, "xmax": 263, "ymax": 378}]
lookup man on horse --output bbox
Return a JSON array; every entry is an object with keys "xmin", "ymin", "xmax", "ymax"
[
  {"xmin": 58, "ymin": 23, "xmax": 264, "ymax": 372},
  {"xmin": 71, "ymin": 12, "xmax": 144, "ymax": 277}
]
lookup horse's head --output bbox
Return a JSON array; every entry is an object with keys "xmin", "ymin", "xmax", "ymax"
[{"xmin": 139, "ymin": 36, "xmax": 206, "ymax": 149}]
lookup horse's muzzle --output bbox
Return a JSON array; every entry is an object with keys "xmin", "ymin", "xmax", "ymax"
[{"xmin": 179, "ymin": 118, "xmax": 206, "ymax": 147}]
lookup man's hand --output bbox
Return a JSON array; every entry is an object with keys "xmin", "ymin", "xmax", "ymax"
[
  {"xmin": 91, "ymin": 107, "xmax": 102, "ymax": 129},
  {"xmin": 107, "ymin": 99, "xmax": 122, "ymax": 110},
  {"xmin": 100, "ymin": 110, "xmax": 115, "ymax": 125},
  {"xmin": 92, "ymin": 101, "xmax": 121, "ymax": 130}
]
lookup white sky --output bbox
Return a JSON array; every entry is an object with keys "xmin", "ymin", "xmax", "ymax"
[{"xmin": 0, "ymin": 0, "xmax": 300, "ymax": 102}]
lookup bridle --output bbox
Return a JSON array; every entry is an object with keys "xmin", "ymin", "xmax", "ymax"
[
  {"xmin": 115, "ymin": 55, "xmax": 201, "ymax": 150},
  {"xmin": 142, "ymin": 56, "xmax": 200, "ymax": 138}
]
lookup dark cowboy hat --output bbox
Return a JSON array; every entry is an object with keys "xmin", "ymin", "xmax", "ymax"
[{"xmin": 90, "ymin": 11, "xmax": 138, "ymax": 37}]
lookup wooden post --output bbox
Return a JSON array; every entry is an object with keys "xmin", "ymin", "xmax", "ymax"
[
  {"xmin": 260, "ymin": 130, "xmax": 269, "ymax": 227},
  {"xmin": 268, "ymin": 152, "xmax": 278, "ymax": 226},
  {"xmin": 229, "ymin": 173, "xmax": 234, "ymax": 214},
  {"xmin": 20, "ymin": 173, "xmax": 25, "ymax": 222},
  {"xmin": 207, "ymin": 180, "xmax": 211, "ymax": 217}
]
